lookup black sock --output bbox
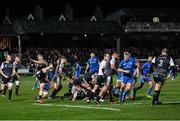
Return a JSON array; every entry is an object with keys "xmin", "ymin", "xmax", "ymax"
[
  {"xmin": 9, "ymin": 90, "xmax": 12, "ymax": 100},
  {"xmin": 90, "ymin": 91, "xmax": 95, "ymax": 99},
  {"xmin": 63, "ymin": 92, "xmax": 71, "ymax": 98},
  {"xmin": 152, "ymin": 90, "xmax": 160, "ymax": 104},
  {"xmin": 3, "ymin": 86, "xmax": 8, "ymax": 95},
  {"xmin": 51, "ymin": 85, "xmax": 62, "ymax": 98},
  {"xmin": 51, "ymin": 89, "xmax": 59, "ymax": 98},
  {"xmin": 109, "ymin": 90, "xmax": 113, "ymax": 102},
  {"xmin": 96, "ymin": 95, "xmax": 101, "ymax": 102},
  {"xmin": 39, "ymin": 95, "xmax": 42, "ymax": 99},
  {"xmin": 136, "ymin": 83, "xmax": 144, "ymax": 91},
  {"xmin": 15, "ymin": 86, "xmax": 19, "ymax": 95}
]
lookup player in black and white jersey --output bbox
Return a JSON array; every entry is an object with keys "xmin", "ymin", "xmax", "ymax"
[
  {"xmin": 152, "ymin": 48, "xmax": 175, "ymax": 105},
  {"xmin": 12, "ymin": 56, "xmax": 21, "ymax": 96},
  {"xmin": 95, "ymin": 53, "xmax": 114, "ymax": 104},
  {"xmin": 49, "ymin": 56, "xmax": 67, "ymax": 99},
  {"xmin": 0, "ymin": 55, "xmax": 15, "ymax": 101},
  {"xmin": 31, "ymin": 54, "xmax": 47, "ymax": 90}
]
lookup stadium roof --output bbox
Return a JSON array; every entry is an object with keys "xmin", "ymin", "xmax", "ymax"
[
  {"xmin": 0, "ymin": 16, "xmax": 123, "ymax": 35},
  {"xmin": 0, "ymin": 24, "xmax": 17, "ymax": 36},
  {"xmin": 13, "ymin": 20, "xmax": 123, "ymax": 34}
]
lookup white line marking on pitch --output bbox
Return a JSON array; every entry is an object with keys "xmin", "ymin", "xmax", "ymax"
[{"xmin": 33, "ymin": 103, "xmax": 121, "ymax": 112}]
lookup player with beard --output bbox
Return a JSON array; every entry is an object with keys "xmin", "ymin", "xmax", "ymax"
[{"xmin": 0, "ymin": 55, "xmax": 15, "ymax": 101}]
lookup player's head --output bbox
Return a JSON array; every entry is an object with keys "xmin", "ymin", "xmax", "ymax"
[
  {"xmin": 90, "ymin": 52, "xmax": 95, "ymax": 58},
  {"xmin": 15, "ymin": 56, "xmax": 21, "ymax": 63},
  {"xmin": 61, "ymin": 56, "xmax": 67, "ymax": 64},
  {"xmin": 111, "ymin": 52, "xmax": 119, "ymax": 59},
  {"xmin": 161, "ymin": 48, "xmax": 169, "ymax": 55},
  {"xmin": 148, "ymin": 56, "xmax": 153, "ymax": 62},
  {"xmin": 37, "ymin": 54, "xmax": 43, "ymax": 60},
  {"xmin": 5, "ymin": 54, "xmax": 12, "ymax": 62},
  {"xmin": 104, "ymin": 53, "xmax": 110, "ymax": 61},
  {"xmin": 123, "ymin": 51, "xmax": 130, "ymax": 61}
]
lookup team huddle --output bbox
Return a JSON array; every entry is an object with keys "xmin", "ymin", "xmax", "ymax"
[{"xmin": 0, "ymin": 48, "xmax": 177, "ymax": 106}]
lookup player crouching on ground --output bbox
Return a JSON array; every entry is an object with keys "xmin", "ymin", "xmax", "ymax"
[{"xmin": 33, "ymin": 63, "xmax": 53, "ymax": 104}]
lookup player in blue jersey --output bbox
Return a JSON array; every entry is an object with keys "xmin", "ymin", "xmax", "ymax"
[
  {"xmin": 74, "ymin": 60, "xmax": 82, "ymax": 78},
  {"xmin": 118, "ymin": 52, "xmax": 136, "ymax": 102},
  {"xmin": 112, "ymin": 72, "xmax": 123, "ymax": 96},
  {"xmin": 85, "ymin": 52, "xmax": 99, "ymax": 75},
  {"xmin": 168, "ymin": 64, "xmax": 179, "ymax": 81},
  {"xmin": 85, "ymin": 52, "xmax": 100, "ymax": 84},
  {"xmin": 132, "ymin": 56, "xmax": 154, "ymax": 99}
]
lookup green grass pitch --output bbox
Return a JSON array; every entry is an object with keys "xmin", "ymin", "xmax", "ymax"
[{"xmin": 0, "ymin": 74, "xmax": 180, "ymax": 120}]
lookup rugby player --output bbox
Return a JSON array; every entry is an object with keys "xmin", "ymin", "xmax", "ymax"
[
  {"xmin": 49, "ymin": 56, "xmax": 67, "ymax": 99},
  {"xmin": 132, "ymin": 56, "xmax": 154, "ymax": 99},
  {"xmin": 12, "ymin": 56, "xmax": 21, "ymax": 95},
  {"xmin": 0, "ymin": 55, "xmax": 16, "ymax": 101},
  {"xmin": 118, "ymin": 52, "xmax": 136, "ymax": 102},
  {"xmin": 152, "ymin": 48, "xmax": 175, "ymax": 105}
]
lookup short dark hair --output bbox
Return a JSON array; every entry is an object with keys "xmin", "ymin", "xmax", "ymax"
[{"xmin": 162, "ymin": 48, "xmax": 169, "ymax": 55}]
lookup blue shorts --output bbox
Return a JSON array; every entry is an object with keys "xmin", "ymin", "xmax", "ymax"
[
  {"xmin": 44, "ymin": 82, "xmax": 51, "ymax": 91},
  {"xmin": 48, "ymin": 71, "xmax": 55, "ymax": 80},
  {"xmin": 140, "ymin": 75, "xmax": 152, "ymax": 83},
  {"xmin": 122, "ymin": 76, "xmax": 134, "ymax": 84},
  {"xmin": 116, "ymin": 73, "xmax": 123, "ymax": 83}
]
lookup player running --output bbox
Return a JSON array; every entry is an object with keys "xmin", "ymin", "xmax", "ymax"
[
  {"xmin": 31, "ymin": 54, "xmax": 47, "ymax": 90},
  {"xmin": 95, "ymin": 53, "xmax": 114, "ymax": 104},
  {"xmin": 132, "ymin": 56, "xmax": 154, "ymax": 99},
  {"xmin": 152, "ymin": 48, "xmax": 175, "ymax": 105},
  {"xmin": 118, "ymin": 52, "xmax": 136, "ymax": 102},
  {"xmin": 49, "ymin": 56, "xmax": 67, "ymax": 99},
  {"xmin": 12, "ymin": 56, "xmax": 21, "ymax": 96},
  {"xmin": 33, "ymin": 63, "xmax": 53, "ymax": 104},
  {"xmin": 0, "ymin": 54, "xmax": 16, "ymax": 101}
]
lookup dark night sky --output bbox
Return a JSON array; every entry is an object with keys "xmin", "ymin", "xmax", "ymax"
[{"xmin": 0, "ymin": 0, "xmax": 180, "ymax": 17}]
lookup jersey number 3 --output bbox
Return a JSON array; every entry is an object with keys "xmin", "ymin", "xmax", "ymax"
[{"xmin": 158, "ymin": 60, "xmax": 163, "ymax": 67}]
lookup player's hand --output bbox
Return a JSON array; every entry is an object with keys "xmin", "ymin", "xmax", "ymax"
[
  {"xmin": 124, "ymin": 70, "xmax": 130, "ymax": 73},
  {"xmin": 4, "ymin": 75, "xmax": 9, "ymax": 78},
  {"xmin": 32, "ymin": 74, "xmax": 36, "ymax": 78},
  {"xmin": 166, "ymin": 75, "xmax": 171, "ymax": 80},
  {"xmin": 17, "ymin": 75, "xmax": 20, "ymax": 78}
]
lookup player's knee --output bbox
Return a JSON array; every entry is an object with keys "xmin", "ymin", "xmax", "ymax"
[
  {"xmin": 1, "ymin": 84, "xmax": 5, "ymax": 90},
  {"xmin": 15, "ymin": 81, "xmax": 20, "ymax": 86},
  {"xmin": 8, "ymin": 83, "xmax": 13, "ymax": 90}
]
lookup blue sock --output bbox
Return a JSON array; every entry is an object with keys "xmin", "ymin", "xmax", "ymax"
[
  {"xmin": 112, "ymin": 87, "xmax": 117, "ymax": 95},
  {"xmin": 33, "ymin": 82, "xmax": 40, "ymax": 89},
  {"xmin": 119, "ymin": 89, "xmax": 123, "ymax": 101},
  {"xmin": 126, "ymin": 91, "xmax": 129, "ymax": 97},
  {"xmin": 33, "ymin": 82, "xmax": 37, "ymax": 89},
  {"xmin": 123, "ymin": 90, "xmax": 130, "ymax": 99},
  {"xmin": 148, "ymin": 86, "xmax": 153, "ymax": 95}
]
